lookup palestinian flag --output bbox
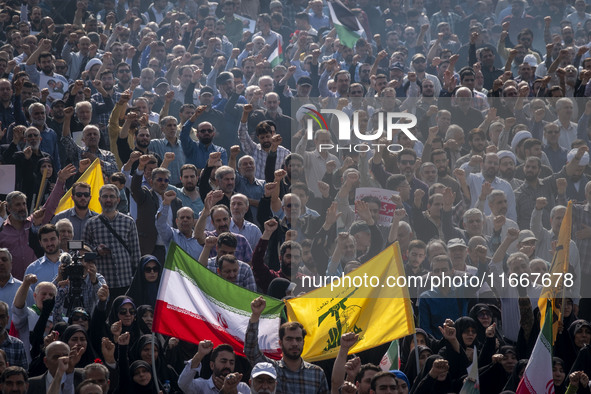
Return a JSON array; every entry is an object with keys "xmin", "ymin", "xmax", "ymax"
[
  {"xmin": 268, "ymin": 39, "xmax": 284, "ymax": 68},
  {"xmin": 327, "ymin": 0, "xmax": 364, "ymax": 48},
  {"xmin": 515, "ymin": 300, "xmax": 555, "ymax": 394},
  {"xmin": 153, "ymin": 243, "xmax": 284, "ymax": 359},
  {"xmin": 379, "ymin": 340, "xmax": 400, "ymax": 371}
]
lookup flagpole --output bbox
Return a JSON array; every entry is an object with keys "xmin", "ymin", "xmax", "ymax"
[
  {"xmin": 34, "ymin": 167, "xmax": 49, "ymax": 210},
  {"xmin": 413, "ymin": 333, "xmax": 419, "ymax": 374},
  {"xmin": 151, "ymin": 331, "xmax": 160, "ymax": 392}
]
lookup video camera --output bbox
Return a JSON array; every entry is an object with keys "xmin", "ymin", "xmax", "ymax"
[{"xmin": 60, "ymin": 241, "xmax": 96, "ymax": 314}]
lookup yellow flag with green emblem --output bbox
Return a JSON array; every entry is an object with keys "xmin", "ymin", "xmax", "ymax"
[
  {"xmin": 55, "ymin": 158, "xmax": 104, "ymax": 215},
  {"xmin": 538, "ymin": 200, "xmax": 572, "ymax": 343},
  {"xmin": 285, "ymin": 243, "xmax": 415, "ymax": 362}
]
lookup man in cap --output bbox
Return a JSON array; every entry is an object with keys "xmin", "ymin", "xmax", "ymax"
[
  {"xmin": 275, "ymin": 69, "xmax": 313, "ymax": 117},
  {"xmin": 408, "ymin": 53, "xmax": 442, "ymax": 95},
  {"xmin": 250, "ymin": 362, "xmax": 277, "ymax": 394}
]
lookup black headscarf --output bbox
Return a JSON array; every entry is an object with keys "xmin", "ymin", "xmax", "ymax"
[
  {"xmin": 126, "ymin": 255, "xmax": 162, "ymax": 309},
  {"xmin": 469, "ymin": 303, "xmax": 503, "ymax": 345},
  {"xmin": 61, "ymin": 324, "xmax": 97, "ymax": 368},
  {"xmin": 455, "ymin": 316, "xmax": 480, "ymax": 350},
  {"xmin": 402, "ymin": 345, "xmax": 433, "ymax": 388},
  {"xmin": 108, "ymin": 295, "xmax": 141, "ymax": 347},
  {"xmin": 128, "ymin": 360, "xmax": 158, "ymax": 394},
  {"xmin": 400, "ymin": 329, "xmax": 431, "ymax": 370},
  {"xmin": 131, "ymin": 334, "xmax": 180, "ymax": 393},
  {"xmin": 409, "ymin": 354, "xmax": 452, "ymax": 394},
  {"xmin": 553, "ymin": 357, "xmax": 568, "ymax": 394},
  {"xmin": 503, "ymin": 359, "xmax": 528, "ymax": 391}
]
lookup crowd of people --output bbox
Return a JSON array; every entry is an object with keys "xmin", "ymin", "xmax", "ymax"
[{"xmin": 0, "ymin": 0, "xmax": 591, "ymax": 392}]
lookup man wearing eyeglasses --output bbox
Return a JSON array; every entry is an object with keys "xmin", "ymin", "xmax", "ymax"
[
  {"xmin": 52, "ymin": 182, "xmax": 98, "ymax": 240},
  {"xmin": 132, "ymin": 155, "xmax": 182, "ymax": 264}
]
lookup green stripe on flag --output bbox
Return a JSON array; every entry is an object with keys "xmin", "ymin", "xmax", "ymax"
[
  {"xmin": 333, "ymin": 24, "xmax": 361, "ymax": 49},
  {"xmin": 164, "ymin": 242, "xmax": 283, "ymax": 315}
]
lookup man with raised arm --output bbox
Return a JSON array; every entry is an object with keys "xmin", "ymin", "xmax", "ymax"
[{"xmin": 245, "ymin": 296, "xmax": 329, "ymax": 393}]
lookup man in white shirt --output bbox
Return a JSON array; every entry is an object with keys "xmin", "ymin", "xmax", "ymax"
[{"xmin": 178, "ymin": 340, "xmax": 250, "ymax": 394}]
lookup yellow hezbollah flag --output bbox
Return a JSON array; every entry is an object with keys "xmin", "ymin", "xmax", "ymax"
[
  {"xmin": 55, "ymin": 159, "xmax": 104, "ymax": 215},
  {"xmin": 538, "ymin": 200, "xmax": 572, "ymax": 343},
  {"xmin": 285, "ymin": 243, "xmax": 415, "ymax": 362}
]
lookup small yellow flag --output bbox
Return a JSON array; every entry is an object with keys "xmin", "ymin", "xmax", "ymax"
[
  {"xmin": 55, "ymin": 159, "xmax": 104, "ymax": 215},
  {"xmin": 285, "ymin": 243, "xmax": 415, "ymax": 362},
  {"xmin": 538, "ymin": 200, "xmax": 572, "ymax": 343}
]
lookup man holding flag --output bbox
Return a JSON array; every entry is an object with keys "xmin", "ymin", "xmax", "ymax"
[{"xmin": 245, "ymin": 296, "xmax": 329, "ymax": 393}]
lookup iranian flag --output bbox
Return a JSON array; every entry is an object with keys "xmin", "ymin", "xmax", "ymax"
[
  {"xmin": 268, "ymin": 39, "xmax": 283, "ymax": 68},
  {"xmin": 379, "ymin": 340, "xmax": 399, "ymax": 371},
  {"xmin": 153, "ymin": 243, "xmax": 284, "ymax": 359},
  {"xmin": 327, "ymin": 0, "xmax": 364, "ymax": 49},
  {"xmin": 515, "ymin": 300, "xmax": 555, "ymax": 394}
]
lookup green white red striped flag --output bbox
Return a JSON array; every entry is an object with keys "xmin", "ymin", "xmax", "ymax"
[
  {"xmin": 515, "ymin": 300, "xmax": 554, "ymax": 394},
  {"xmin": 153, "ymin": 242, "xmax": 284, "ymax": 359},
  {"xmin": 460, "ymin": 345, "xmax": 480, "ymax": 394},
  {"xmin": 379, "ymin": 340, "xmax": 399, "ymax": 371},
  {"xmin": 327, "ymin": 0, "xmax": 364, "ymax": 49},
  {"xmin": 268, "ymin": 39, "xmax": 283, "ymax": 68}
]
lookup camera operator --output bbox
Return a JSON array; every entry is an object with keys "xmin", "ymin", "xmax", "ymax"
[{"xmin": 52, "ymin": 244, "xmax": 107, "ymax": 324}]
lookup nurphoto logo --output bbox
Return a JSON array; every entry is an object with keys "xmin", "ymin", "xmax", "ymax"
[{"xmin": 303, "ymin": 107, "xmax": 418, "ymax": 153}]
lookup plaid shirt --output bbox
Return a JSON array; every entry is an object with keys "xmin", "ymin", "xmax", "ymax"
[
  {"xmin": 206, "ymin": 257, "xmax": 256, "ymax": 291},
  {"xmin": 52, "ymin": 273, "xmax": 107, "ymax": 322},
  {"xmin": 244, "ymin": 321, "xmax": 329, "ymax": 394},
  {"xmin": 82, "ymin": 213, "xmax": 141, "ymax": 288},
  {"xmin": 61, "ymin": 136, "xmax": 119, "ymax": 177},
  {"xmin": 204, "ymin": 230, "xmax": 253, "ymax": 263},
  {"xmin": 238, "ymin": 122, "xmax": 290, "ymax": 180},
  {"xmin": 91, "ymin": 91, "xmax": 122, "ymax": 132},
  {"xmin": 429, "ymin": 11, "xmax": 462, "ymax": 34},
  {"xmin": 0, "ymin": 334, "xmax": 28, "ymax": 370}
]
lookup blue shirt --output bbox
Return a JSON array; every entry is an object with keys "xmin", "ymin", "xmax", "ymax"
[
  {"xmin": 148, "ymin": 138, "xmax": 186, "ymax": 185},
  {"xmin": 156, "ymin": 202, "xmax": 204, "ymax": 257},
  {"xmin": 0, "ymin": 275, "xmax": 34, "ymax": 328},
  {"xmin": 180, "ymin": 120, "xmax": 228, "ymax": 169},
  {"xmin": 235, "ymin": 172, "xmax": 264, "ymax": 224},
  {"xmin": 230, "ymin": 219, "xmax": 262, "ymax": 250},
  {"xmin": 418, "ymin": 286, "xmax": 469, "ymax": 339},
  {"xmin": 39, "ymin": 126, "xmax": 61, "ymax": 171},
  {"xmin": 51, "ymin": 208, "xmax": 99, "ymax": 240},
  {"xmin": 24, "ymin": 255, "xmax": 61, "ymax": 290},
  {"xmin": 543, "ymin": 144, "xmax": 568, "ymax": 173},
  {"xmin": 167, "ymin": 185, "xmax": 204, "ymax": 217}
]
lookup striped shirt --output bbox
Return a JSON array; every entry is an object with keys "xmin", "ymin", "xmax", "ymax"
[{"xmin": 206, "ymin": 257, "xmax": 257, "ymax": 291}]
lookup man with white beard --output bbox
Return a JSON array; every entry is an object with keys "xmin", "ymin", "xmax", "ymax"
[{"xmin": 250, "ymin": 362, "xmax": 277, "ymax": 394}]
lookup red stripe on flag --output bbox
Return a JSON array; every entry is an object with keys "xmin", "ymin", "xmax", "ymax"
[{"xmin": 154, "ymin": 300, "xmax": 282, "ymax": 360}]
